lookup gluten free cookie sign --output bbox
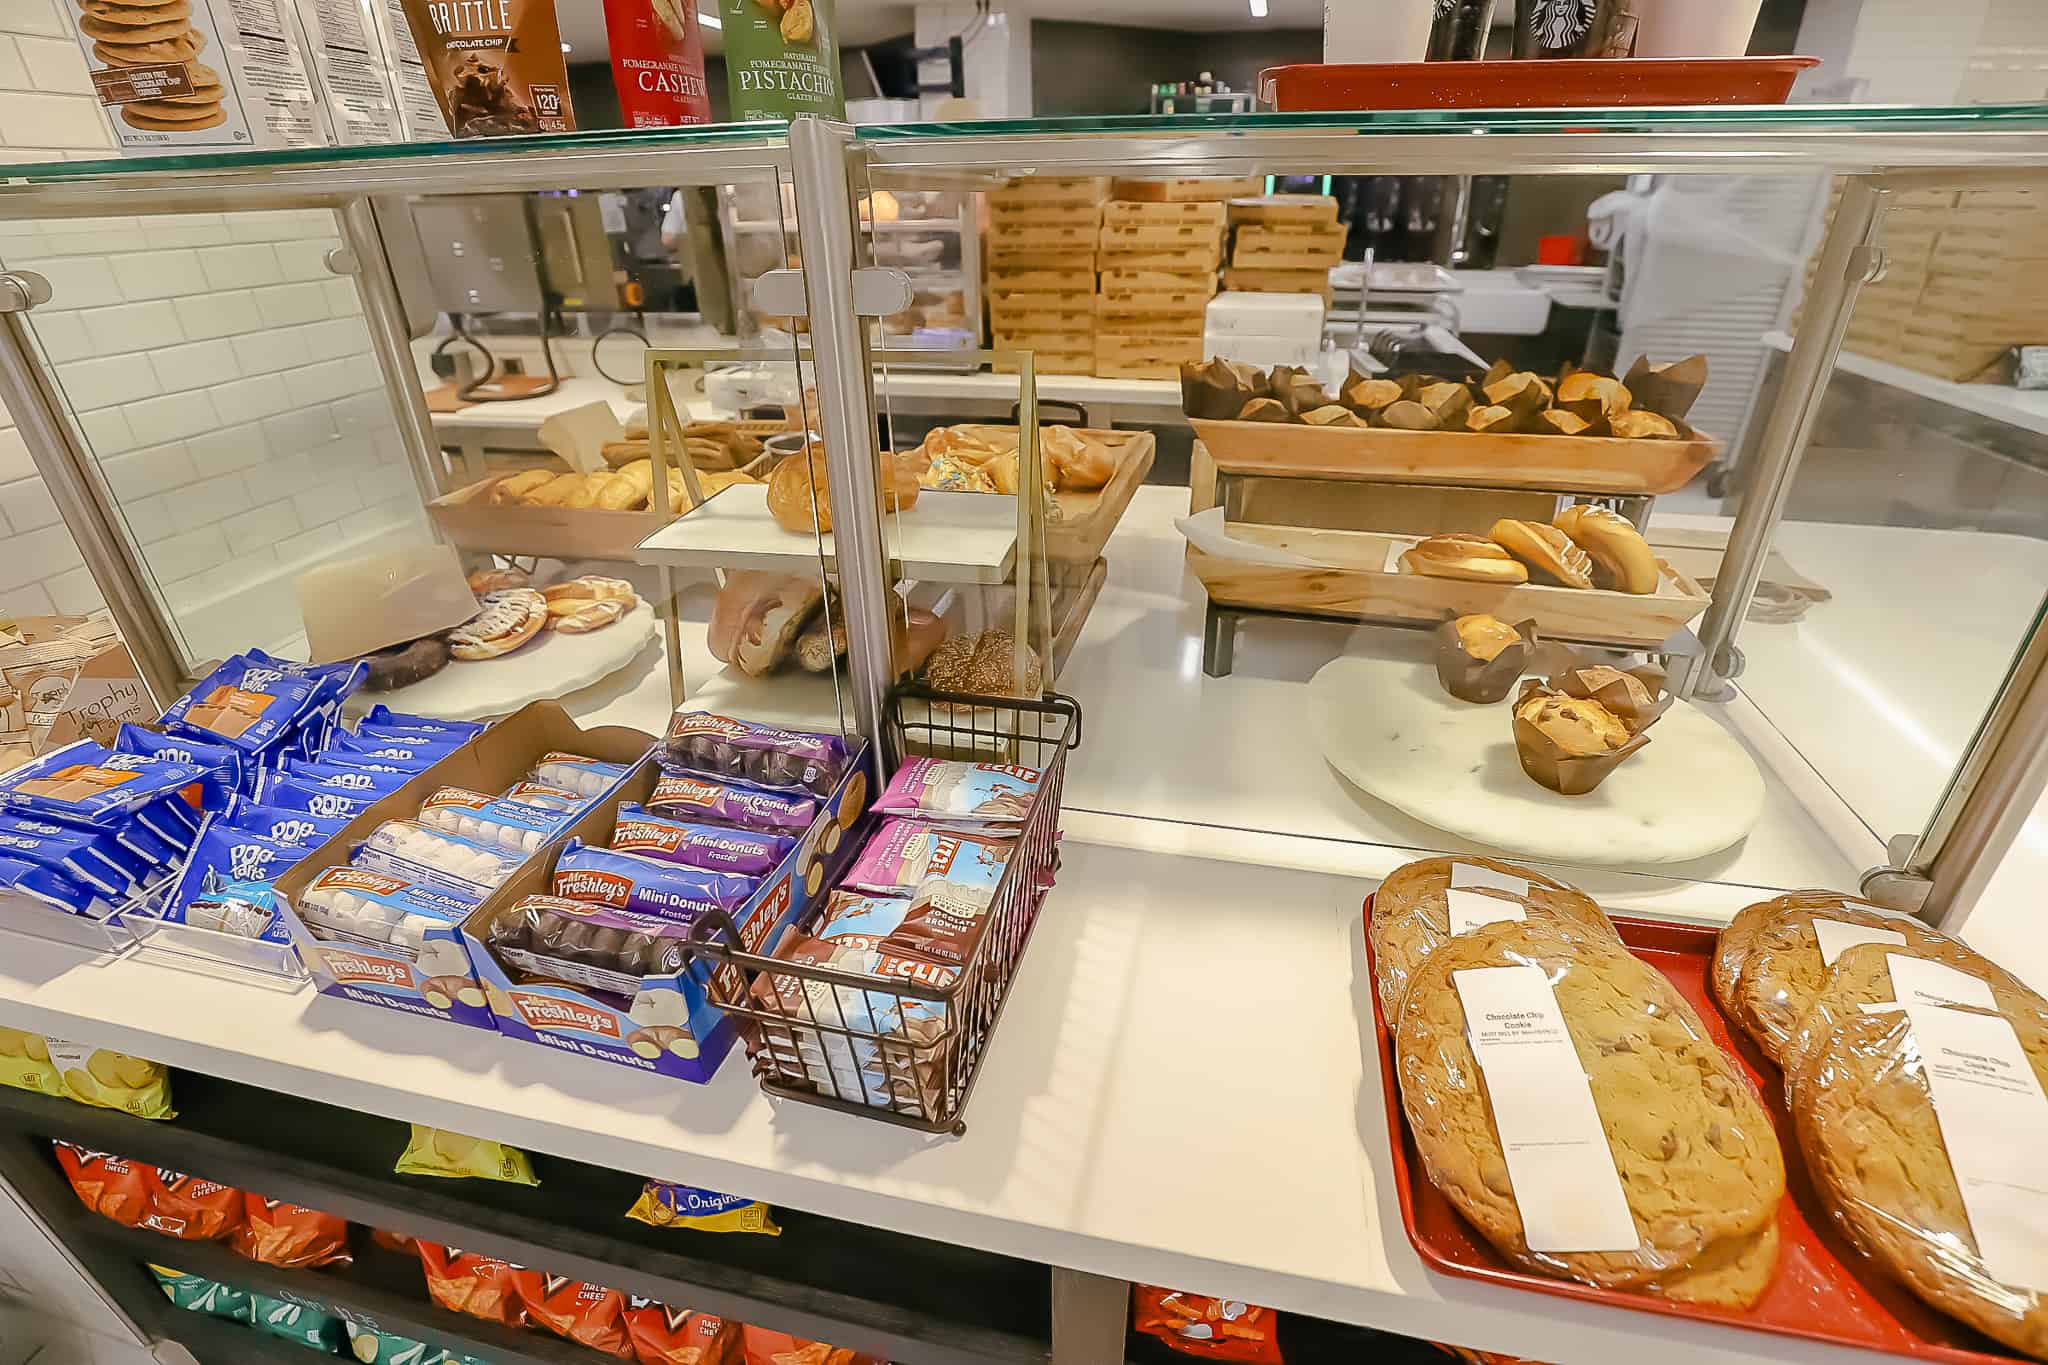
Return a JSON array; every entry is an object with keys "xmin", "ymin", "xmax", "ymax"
[
  {"xmin": 79, "ymin": 0, "xmax": 226, "ymax": 134},
  {"xmin": 71, "ymin": 0, "xmax": 326, "ymax": 150}
]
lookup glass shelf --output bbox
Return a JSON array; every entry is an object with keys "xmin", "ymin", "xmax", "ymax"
[
  {"xmin": 0, "ymin": 119, "xmax": 791, "ymax": 186},
  {"xmin": 857, "ymin": 103, "xmax": 2048, "ymax": 140}
]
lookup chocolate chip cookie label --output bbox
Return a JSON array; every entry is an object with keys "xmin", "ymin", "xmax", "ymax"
[
  {"xmin": 1871, "ymin": 954, "xmax": 1997, "ymax": 1014},
  {"xmin": 1908, "ymin": 1003, "xmax": 2048, "ymax": 1292},
  {"xmin": 1452, "ymin": 963, "xmax": 1639, "ymax": 1253},
  {"xmin": 1449, "ymin": 861, "xmax": 1531, "ymax": 898},
  {"xmin": 1810, "ymin": 916, "xmax": 1906, "ymax": 967},
  {"xmin": 1445, "ymin": 887, "xmax": 1526, "ymax": 936}
]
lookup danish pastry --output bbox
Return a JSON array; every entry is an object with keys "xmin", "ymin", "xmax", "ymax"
[
  {"xmin": 1490, "ymin": 518, "xmax": 1595, "ymax": 589},
  {"xmin": 449, "ymin": 588, "xmax": 547, "ymax": 661},
  {"xmin": 1555, "ymin": 505, "xmax": 1658, "ymax": 595},
  {"xmin": 1400, "ymin": 533, "xmax": 1528, "ymax": 585}
]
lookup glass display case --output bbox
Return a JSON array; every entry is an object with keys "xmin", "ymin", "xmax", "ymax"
[{"xmin": 3, "ymin": 107, "xmax": 2048, "ymax": 927}]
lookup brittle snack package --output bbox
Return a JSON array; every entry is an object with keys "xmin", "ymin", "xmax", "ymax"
[{"xmin": 399, "ymin": 0, "xmax": 575, "ymax": 137}]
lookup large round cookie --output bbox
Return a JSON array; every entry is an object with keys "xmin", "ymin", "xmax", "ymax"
[
  {"xmin": 1394, "ymin": 920, "xmax": 1785, "ymax": 1291},
  {"xmin": 1368, "ymin": 854, "xmax": 1614, "ymax": 1020},
  {"xmin": 1709, "ymin": 890, "xmax": 1866, "ymax": 1022},
  {"xmin": 1781, "ymin": 939, "xmax": 2048, "ymax": 1109},
  {"xmin": 1643, "ymin": 1221, "xmax": 1781, "ymax": 1310},
  {"xmin": 1731, "ymin": 905, "xmax": 1950, "ymax": 1064},
  {"xmin": 1794, "ymin": 994, "xmax": 2048, "ymax": 1358}
]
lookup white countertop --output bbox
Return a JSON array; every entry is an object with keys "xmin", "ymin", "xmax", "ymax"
[
  {"xmin": 1765, "ymin": 330, "xmax": 2048, "ymax": 437},
  {"xmin": 429, "ymin": 376, "xmax": 648, "ymax": 432},
  {"xmin": 0, "ymin": 843, "xmax": 1915, "ymax": 1365}
]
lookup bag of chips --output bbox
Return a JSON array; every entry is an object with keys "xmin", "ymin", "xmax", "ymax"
[
  {"xmin": 624, "ymin": 1299, "xmax": 743, "ymax": 1365},
  {"xmin": 627, "ymin": 1183, "xmax": 779, "ymax": 1236},
  {"xmin": 251, "ymin": 1291, "xmax": 349, "ymax": 1351},
  {"xmin": 371, "ymin": 1226, "xmax": 418, "ymax": 1255},
  {"xmin": 417, "ymin": 1241, "xmax": 526, "ymax": 1327},
  {"xmin": 0, "ymin": 1026, "xmax": 61, "ymax": 1098},
  {"xmin": 40, "ymin": 1037, "xmax": 175, "ymax": 1119},
  {"xmin": 513, "ymin": 1269, "xmax": 633, "ymax": 1358},
  {"xmin": 343, "ymin": 1318, "xmax": 495, "ymax": 1365},
  {"xmin": 148, "ymin": 1265, "xmax": 253, "ymax": 1322},
  {"xmin": 739, "ymin": 1326, "xmax": 881, "ymax": 1365},
  {"xmin": 396, "ymin": 1126, "xmax": 539, "ymax": 1185},
  {"xmin": 54, "ymin": 1142, "xmax": 149, "ymax": 1227},
  {"xmin": 141, "ymin": 1166, "xmax": 244, "ymax": 1241},
  {"xmin": 1132, "ymin": 1287, "xmax": 1283, "ymax": 1364},
  {"xmin": 231, "ymin": 1195, "xmax": 351, "ymax": 1268}
]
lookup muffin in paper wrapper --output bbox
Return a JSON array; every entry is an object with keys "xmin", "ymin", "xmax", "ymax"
[
  {"xmin": 1512, "ymin": 662, "xmax": 1671, "ymax": 796},
  {"xmin": 1179, "ymin": 357, "xmax": 1268, "ymax": 420},
  {"xmin": 1433, "ymin": 616, "xmax": 1537, "ymax": 705}
]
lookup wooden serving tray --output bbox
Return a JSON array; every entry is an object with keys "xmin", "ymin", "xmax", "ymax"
[
  {"xmin": 1191, "ymin": 418, "xmax": 1716, "ymax": 496},
  {"xmin": 912, "ymin": 425, "xmax": 1156, "ymax": 569},
  {"xmin": 1190, "ymin": 522, "xmax": 1707, "ymax": 647},
  {"xmin": 429, "ymin": 456, "xmax": 770, "ymax": 562}
]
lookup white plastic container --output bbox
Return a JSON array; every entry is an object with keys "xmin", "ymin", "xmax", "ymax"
[
  {"xmin": 1205, "ymin": 291, "xmax": 1327, "ymax": 341},
  {"xmin": 1201, "ymin": 333, "xmax": 1322, "ymax": 373}
]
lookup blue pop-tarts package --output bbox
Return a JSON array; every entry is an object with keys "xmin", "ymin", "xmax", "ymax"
[
  {"xmin": 267, "ymin": 758, "xmax": 414, "ymax": 796},
  {"xmin": 358, "ymin": 706, "xmax": 485, "ymax": 742},
  {"xmin": 218, "ymin": 796, "xmax": 348, "ymax": 850},
  {"xmin": 161, "ymin": 661, "xmax": 322, "ymax": 756},
  {"xmin": 114, "ymin": 724, "xmax": 245, "ymax": 808},
  {"xmin": 259, "ymin": 777, "xmax": 393, "ymax": 823},
  {"xmin": 328, "ymin": 732, "xmax": 464, "ymax": 770},
  {"xmin": 160, "ymin": 878, "xmax": 291, "ymax": 944},
  {"xmin": 0, "ymin": 813, "xmax": 145, "ymax": 897},
  {"xmin": 0, "ymin": 854, "xmax": 103, "ymax": 915},
  {"xmin": 0, "ymin": 741, "xmax": 206, "ymax": 825}
]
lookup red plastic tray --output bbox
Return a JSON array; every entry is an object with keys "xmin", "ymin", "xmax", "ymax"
[
  {"xmin": 1261, "ymin": 58, "xmax": 1820, "ymax": 112},
  {"xmin": 1362, "ymin": 898, "xmax": 2024, "ymax": 1362}
]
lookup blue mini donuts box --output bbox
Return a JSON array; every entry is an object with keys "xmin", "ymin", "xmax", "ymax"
[{"xmin": 460, "ymin": 736, "xmax": 871, "ymax": 1083}]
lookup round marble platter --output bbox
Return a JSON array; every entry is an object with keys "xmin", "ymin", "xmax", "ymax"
[
  {"xmin": 369, "ymin": 602, "xmax": 658, "ymax": 721},
  {"xmin": 1307, "ymin": 652, "xmax": 1765, "ymax": 866}
]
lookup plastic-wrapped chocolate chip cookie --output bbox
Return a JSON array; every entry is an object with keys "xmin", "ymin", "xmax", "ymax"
[
  {"xmin": 1368, "ymin": 854, "xmax": 1614, "ymax": 1020},
  {"xmin": 1726, "ymin": 898, "xmax": 1952, "ymax": 1064},
  {"xmin": 1793, "ymin": 967, "xmax": 2048, "ymax": 1359},
  {"xmin": 1709, "ymin": 889, "xmax": 1893, "ymax": 1023},
  {"xmin": 1394, "ymin": 919, "xmax": 1784, "ymax": 1296}
]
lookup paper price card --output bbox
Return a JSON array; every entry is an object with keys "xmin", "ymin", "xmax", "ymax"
[{"xmin": 1453, "ymin": 964, "xmax": 1637, "ymax": 1253}]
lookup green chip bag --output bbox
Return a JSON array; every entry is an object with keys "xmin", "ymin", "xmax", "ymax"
[
  {"xmin": 718, "ymin": 0, "xmax": 842, "ymax": 120},
  {"xmin": 344, "ymin": 1319, "xmax": 495, "ymax": 1365},
  {"xmin": 147, "ymin": 1265, "xmax": 252, "ymax": 1323},
  {"xmin": 251, "ymin": 1293, "xmax": 349, "ymax": 1352}
]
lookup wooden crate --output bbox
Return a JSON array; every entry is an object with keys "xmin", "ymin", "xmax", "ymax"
[
  {"xmin": 1099, "ymin": 267, "xmax": 1219, "ymax": 308},
  {"xmin": 1187, "ymin": 525, "xmax": 1708, "ymax": 649},
  {"xmin": 1095, "ymin": 297, "xmax": 1207, "ymax": 336},
  {"xmin": 986, "ymin": 248, "xmax": 1099, "ymax": 270},
  {"xmin": 1222, "ymin": 266, "xmax": 1333, "ymax": 300},
  {"xmin": 991, "ymin": 298, "xmax": 1097, "ymax": 332},
  {"xmin": 988, "ymin": 265, "xmax": 1096, "ymax": 294},
  {"xmin": 992, "ymin": 344, "xmax": 1092, "ymax": 376},
  {"xmin": 1100, "ymin": 220, "xmax": 1227, "ymax": 252},
  {"xmin": 1093, "ymin": 333, "xmax": 1203, "ymax": 379},
  {"xmin": 1096, "ymin": 241, "xmax": 1223, "ymax": 272},
  {"xmin": 989, "ymin": 222, "xmax": 1099, "ymax": 253},
  {"xmin": 988, "ymin": 200, "xmax": 1104, "ymax": 230},
  {"xmin": 1112, "ymin": 175, "xmax": 1265, "ymax": 202},
  {"xmin": 1188, "ymin": 419, "xmax": 1717, "ymax": 496},
  {"xmin": 1229, "ymin": 242, "xmax": 1345, "ymax": 271},
  {"xmin": 989, "ymin": 176, "xmax": 1111, "ymax": 207},
  {"xmin": 1227, "ymin": 194, "xmax": 1339, "ymax": 226},
  {"xmin": 1102, "ymin": 199, "xmax": 1227, "ymax": 227}
]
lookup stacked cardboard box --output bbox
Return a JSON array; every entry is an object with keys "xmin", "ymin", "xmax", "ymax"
[
  {"xmin": 1821, "ymin": 185, "xmax": 2048, "ymax": 382},
  {"xmin": 986, "ymin": 176, "xmax": 1109, "ymax": 376},
  {"xmin": 1094, "ymin": 179, "xmax": 1252, "ymax": 380},
  {"xmin": 1222, "ymin": 195, "xmax": 1343, "ymax": 302}
]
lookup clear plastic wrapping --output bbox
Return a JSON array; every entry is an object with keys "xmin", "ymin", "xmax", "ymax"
[
  {"xmin": 1720, "ymin": 897, "xmax": 1950, "ymax": 1063},
  {"xmin": 1392, "ymin": 918, "xmax": 1785, "ymax": 1303},
  {"xmin": 1367, "ymin": 855, "xmax": 1614, "ymax": 1021},
  {"xmin": 1708, "ymin": 889, "xmax": 1874, "ymax": 1021},
  {"xmin": 353, "ymin": 820, "xmax": 524, "ymax": 902},
  {"xmin": 1790, "ymin": 951, "xmax": 2048, "ymax": 1360},
  {"xmin": 417, "ymin": 786, "xmax": 569, "ymax": 855}
]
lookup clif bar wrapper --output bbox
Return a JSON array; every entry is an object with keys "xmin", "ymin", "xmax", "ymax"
[
  {"xmin": 872, "ymin": 757, "xmax": 1039, "ymax": 829},
  {"xmin": 660, "ymin": 712, "xmax": 849, "ymax": 797},
  {"xmin": 645, "ymin": 772, "xmax": 815, "ymax": 835}
]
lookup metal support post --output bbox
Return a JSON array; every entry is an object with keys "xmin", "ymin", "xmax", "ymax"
[
  {"xmin": 790, "ymin": 117, "xmax": 893, "ymax": 754},
  {"xmin": 0, "ymin": 291, "xmax": 188, "ymax": 703},
  {"xmin": 1685, "ymin": 175, "xmax": 1890, "ymax": 699},
  {"xmin": 337, "ymin": 197, "xmax": 449, "ymax": 518}
]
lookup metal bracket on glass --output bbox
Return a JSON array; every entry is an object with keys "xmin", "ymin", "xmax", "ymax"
[
  {"xmin": 323, "ymin": 247, "xmax": 359, "ymax": 276},
  {"xmin": 1863, "ymin": 834, "xmax": 1934, "ymax": 916},
  {"xmin": 0, "ymin": 271, "xmax": 51, "ymax": 313},
  {"xmin": 752, "ymin": 266, "xmax": 913, "ymax": 319}
]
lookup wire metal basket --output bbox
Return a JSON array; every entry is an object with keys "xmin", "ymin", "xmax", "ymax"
[{"xmin": 686, "ymin": 685, "xmax": 1080, "ymax": 1134}]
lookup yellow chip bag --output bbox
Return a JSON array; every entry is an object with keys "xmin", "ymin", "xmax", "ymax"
[
  {"xmin": 0, "ymin": 1026, "xmax": 61, "ymax": 1097},
  {"xmin": 395, "ymin": 1126, "xmax": 539, "ymax": 1185},
  {"xmin": 627, "ymin": 1181, "xmax": 780, "ymax": 1235},
  {"xmin": 42, "ymin": 1037, "xmax": 175, "ymax": 1119}
]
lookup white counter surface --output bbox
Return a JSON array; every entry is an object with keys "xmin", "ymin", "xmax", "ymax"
[
  {"xmin": 0, "ymin": 842, "xmax": 1914, "ymax": 1365},
  {"xmin": 1765, "ymin": 330, "xmax": 2048, "ymax": 437}
]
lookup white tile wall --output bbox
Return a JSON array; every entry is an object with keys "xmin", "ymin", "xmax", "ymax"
[{"xmin": 0, "ymin": 41, "xmax": 428, "ymax": 661}]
